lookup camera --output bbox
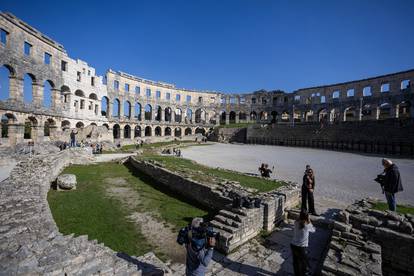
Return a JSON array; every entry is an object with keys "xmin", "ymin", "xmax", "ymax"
[
  {"xmin": 176, "ymin": 222, "xmax": 220, "ymax": 250},
  {"xmin": 374, "ymin": 174, "xmax": 385, "ymax": 185}
]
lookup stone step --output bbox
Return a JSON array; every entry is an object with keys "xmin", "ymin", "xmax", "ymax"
[
  {"xmin": 210, "ymin": 220, "xmax": 239, "ymax": 234},
  {"xmin": 218, "ymin": 209, "xmax": 243, "ymax": 222},
  {"xmin": 214, "ymin": 215, "xmax": 241, "ymax": 229}
]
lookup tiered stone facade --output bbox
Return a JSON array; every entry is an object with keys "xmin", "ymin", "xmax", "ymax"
[{"xmin": 0, "ymin": 12, "xmax": 413, "ymax": 148}]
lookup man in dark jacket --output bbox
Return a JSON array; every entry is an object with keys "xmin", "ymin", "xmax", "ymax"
[{"xmin": 381, "ymin": 159, "xmax": 403, "ymax": 211}]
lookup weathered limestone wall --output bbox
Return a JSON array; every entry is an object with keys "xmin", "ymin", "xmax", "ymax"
[
  {"xmin": 216, "ymin": 127, "xmax": 247, "ymax": 143},
  {"xmin": 0, "ymin": 149, "xmax": 143, "ymax": 275}
]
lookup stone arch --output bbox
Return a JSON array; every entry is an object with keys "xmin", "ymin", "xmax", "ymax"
[
  {"xmin": 0, "ymin": 65, "xmax": 15, "ymax": 100},
  {"xmin": 43, "ymin": 118, "xmax": 56, "ymax": 137},
  {"xmin": 270, "ymin": 111, "xmax": 278, "ymax": 122},
  {"xmin": 164, "ymin": 127, "xmax": 171, "ymax": 136},
  {"xmin": 195, "ymin": 108, "xmax": 205, "ymax": 123},
  {"xmin": 343, "ymin": 107, "xmax": 357, "ymax": 121},
  {"xmin": 155, "ymin": 126, "xmax": 162, "ymax": 136},
  {"xmin": 134, "ymin": 125, "xmax": 141, "ymax": 137},
  {"xmin": 145, "ymin": 126, "xmax": 152, "ymax": 136},
  {"xmin": 43, "ymin": 80, "xmax": 55, "ymax": 108},
  {"xmin": 124, "ymin": 100, "xmax": 131, "ymax": 118},
  {"xmin": 61, "ymin": 85, "xmax": 71, "ymax": 104},
  {"xmin": 135, "ymin": 102, "xmax": 142, "ymax": 120},
  {"xmin": 398, "ymin": 101, "xmax": 411, "ymax": 118},
  {"xmin": 220, "ymin": 111, "xmax": 226, "ymax": 125},
  {"xmin": 89, "ymin": 93, "xmax": 98, "ymax": 100},
  {"xmin": 165, "ymin": 107, "xmax": 172, "ymax": 122},
  {"xmin": 144, "ymin": 104, "xmax": 152, "ymax": 120},
  {"xmin": 239, "ymin": 112, "xmax": 247, "ymax": 121},
  {"xmin": 186, "ymin": 108, "xmax": 193, "ymax": 123},
  {"xmin": 174, "ymin": 127, "xmax": 182, "ymax": 137},
  {"xmin": 281, "ymin": 111, "xmax": 290, "ymax": 122},
  {"xmin": 100, "ymin": 96, "xmax": 109, "ymax": 117},
  {"xmin": 250, "ymin": 111, "xmax": 257, "ymax": 121},
  {"xmin": 155, "ymin": 105, "xmax": 162, "ymax": 121},
  {"xmin": 23, "ymin": 73, "xmax": 36, "ymax": 104},
  {"xmin": 61, "ymin": 120, "xmax": 70, "ymax": 130},
  {"xmin": 74, "ymin": 89, "xmax": 85, "ymax": 97},
  {"xmin": 124, "ymin": 125, "xmax": 131, "ymax": 138},
  {"xmin": 378, "ymin": 103, "xmax": 392, "ymax": 119},
  {"xmin": 75, "ymin": 121, "xmax": 84, "ymax": 129},
  {"xmin": 113, "ymin": 98, "xmax": 120, "ymax": 118},
  {"xmin": 229, "ymin": 111, "xmax": 236, "ymax": 124},
  {"xmin": 113, "ymin": 124, "xmax": 120, "ymax": 139},
  {"xmin": 175, "ymin": 108, "xmax": 182, "ymax": 123},
  {"xmin": 24, "ymin": 116, "xmax": 38, "ymax": 140},
  {"xmin": 185, "ymin": 127, "xmax": 192, "ymax": 136},
  {"xmin": 102, "ymin": 123, "xmax": 109, "ymax": 130},
  {"xmin": 1, "ymin": 113, "xmax": 17, "ymax": 139},
  {"xmin": 259, "ymin": 111, "xmax": 268, "ymax": 121},
  {"xmin": 304, "ymin": 110, "xmax": 314, "ymax": 122},
  {"xmin": 318, "ymin": 108, "xmax": 328, "ymax": 122},
  {"xmin": 195, "ymin": 127, "xmax": 206, "ymax": 135},
  {"xmin": 361, "ymin": 104, "xmax": 373, "ymax": 120}
]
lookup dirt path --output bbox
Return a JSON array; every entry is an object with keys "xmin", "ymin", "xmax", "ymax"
[{"xmin": 104, "ymin": 177, "xmax": 186, "ymax": 263}]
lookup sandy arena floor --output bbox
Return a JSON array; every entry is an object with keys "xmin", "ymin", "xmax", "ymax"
[{"xmin": 182, "ymin": 143, "xmax": 414, "ymax": 210}]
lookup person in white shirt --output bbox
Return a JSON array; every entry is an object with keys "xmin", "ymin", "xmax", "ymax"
[{"xmin": 291, "ymin": 210, "xmax": 315, "ymax": 276}]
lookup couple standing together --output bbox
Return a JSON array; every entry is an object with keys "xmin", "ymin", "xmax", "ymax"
[{"xmin": 301, "ymin": 164, "xmax": 318, "ymax": 216}]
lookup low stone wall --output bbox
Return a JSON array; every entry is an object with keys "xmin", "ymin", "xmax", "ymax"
[
  {"xmin": 128, "ymin": 157, "xmax": 300, "ymax": 253},
  {"xmin": 321, "ymin": 199, "xmax": 414, "ymax": 276},
  {"xmin": 216, "ymin": 127, "xmax": 247, "ymax": 143},
  {"xmin": 0, "ymin": 149, "xmax": 168, "ymax": 275}
]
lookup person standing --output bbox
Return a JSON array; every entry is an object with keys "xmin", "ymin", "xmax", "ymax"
[
  {"xmin": 381, "ymin": 159, "xmax": 403, "ymax": 211},
  {"xmin": 301, "ymin": 168, "xmax": 318, "ymax": 216},
  {"xmin": 291, "ymin": 210, "xmax": 315, "ymax": 276},
  {"xmin": 70, "ymin": 130, "xmax": 77, "ymax": 147}
]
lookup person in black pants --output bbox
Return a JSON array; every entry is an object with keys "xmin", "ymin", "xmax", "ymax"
[{"xmin": 301, "ymin": 168, "xmax": 319, "ymax": 216}]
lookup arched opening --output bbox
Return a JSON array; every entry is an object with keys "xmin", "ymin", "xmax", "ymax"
[
  {"xmin": 293, "ymin": 110, "xmax": 301, "ymax": 122},
  {"xmin": 398, "ymin": 101, "xmax": 411, "ymax": 118},
  {"xmin": 134, "ymin": 126, "xmax": 141, "ymax": 137},
  {"xmin": 113, "ymin": 98, "xmax": 120, "ymax": 118},
  {"xmin": 175, "ymin": 108, "xmax": 182, "ymax": 123},
  {"xmin": 344, "ymin": 107, "xmax": 356, "ymax": 121},
  {"xmin": 89, "ymin": 93, "xmax": 98, "ymax": 100},
  {"xmin": 60, "ymin": 85, "xmax": 70, "ymax": 104},
  {"xmin": 113, "ymin": 124, "xmax": 120, "ymax": 139},
  {"xmin": 135, "ymin": 103, "xmax": 142, "ymax": 120},
  {"xmin": 250, "ymin": 111, "xmax": 257, "ymax": 121},
  {"xmin": 61, "ymin": 120, "xmax": 70, "ymax": 130},
  {"xmin": 23, "ymin": 73, "xmax": 36, "ymax": 104},
  {"xmin": 305, "ymin": 110, "xmax": 314, "ymax": 122},
  {"xmin": 74, "ymin": 89, "xmax": 85, "ymax": 97},
  {"xmin": 165, "ymin": 107, "xmax": 172, "ymax": 122},
  {"xmin": 1, "ymin": 113, "xmax": 16, "ymax": 138},
  {"xmin": 185, "ymin": 127, "xmax": 192, "ymax": 136},
  {"xmin": 124, "ymin": 125, "xmax": 131, "ymax": 138},
  {"xmin": 0, "ymin": 65, "xmax": 15, "ymax": 101},
  {"xmin": 24, "ymin": 117, "xmax": 37, "ymax": 140},
  {"xmin": 329, "ymin": 108, "xmax": 339, "ymax": 123},
  {"xmin": 174, "ymin": 127, "xmax": 182, "ymax": 137},
  {"xmin": 43, "ymin": 80, "xmax": 54, "ymax": 108},
  {"xmin": 76, "ymin": 122, "xmax": 84, "ymax": 129},
  {"xmin": 44, "ymin": 118, "xmax": 55, "ymax": 137},
  {"xmin": 281, "ymin": 111, "xmax": 289, "ymax": 122},
  {"xmin": 379, "ymin": 103, "xmax": 391, "ymax": 120},
  {"xmin": 101, "ymin": 96, "xmax": 109, "ymax": 117},
  {"xmin": 124, "ymin": 101, "xmax": 131, "ymax": 118},
  {"xmin": 220, "ymin": 111, "xmax": 226, "ymax": 125},
  {"xmin": 102, "ymin": 124, "xmax": 109, "ymax": 130},
  {"xmin": 165, "ymin": 127, "xmax": 171, "ymax": 136},
  {"xmin": 195, "ymin": 127, "xmax": 205, "ymax": 135},
  {"xmin": 239, "ymin": 112, "xmax": 247, "ymax": 121},
  {"xmin": 229, "ymin": 111, "xmax": 236, "ymax": 124},
  {"xmin": 362, "ymin": 105, "xmax": 373, "ymax": 120},
  {"xmin": 186, "ymin": 109, "xmax": 193, "ymax": 123},
  {"xmin": 154, "ymin": 126, "xmax": 161, "ymax": 136},
  {"xmin": 195, "ymin": 108, "xmax": 205, "ymax": 123},
  {"xmin": 259, "ymin": 111, "xmax": 268, "ymax": 121},
  {"xmin": 318, "ymin": 109, "xmax": 328, "ymax": 122},
  {"xmin": 145, "ymin": 126, "xmax": 152, "ymax": 136},
  {"xmin": 155, "ymin": 106, "xmax": 162, "ymax": 121},
  {"xmin": 144, "ymin": 104, "xmax": 152, "ymax": 120},
  {"xmin": 270, "ymin": 111, "xmax": 277, "ymax": 123}
]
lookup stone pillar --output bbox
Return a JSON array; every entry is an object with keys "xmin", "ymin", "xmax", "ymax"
[
  {"xmin": 191, "ymin": 112, "xmax": 196, "ymax": 124},
  {"xmin": 9, "ymin": 76, "xmax": 23, "ymax": 104},
  {"xmin": 108, "ymin": 102, "xmax": 113, "ymax": 119},
  {"xmin": 51, "ymin": 88, "xmax": 61, "ymax": 110},
  {"xmin": 160, "ymin": 108, "xmax": 165, "ymax": 122},
  {"xmin": 395, "ymin": 104, "xmax": 399, "ymax": 118},
  {"xmin": 358, "ymin": 107, "xmax": 363, "ymax": 121},
  {"xmin": 235, "ymin": 113, "xmax": 240, "ymax": 124},
  {"xmin": 119, "ymin": 127, "xmax": 124, "ymax": 139},
  {"xmin": 32, "ymin": 83, "xmax": 44, "ymax": 107},
  {"xmin": 375, "ymin": 107, "xmax": 380, "ymax": 120},
  {"xmin": 119, "ymin": 99, "xmax": 124, "ymax": 119},
  {"xmin": 225, "ymin": 113, "xmax": 230, "ymax": 125},
  {"xmin": 8, "ymin": 123, "xmax": 24, "ymax": 146},
  {"xmin": 32, "ymin": 125, "xmax": 44, "ymax": 143},
  {"xmin": 49, "ymin": 126, "xmax": 58, "ymax": 139}
]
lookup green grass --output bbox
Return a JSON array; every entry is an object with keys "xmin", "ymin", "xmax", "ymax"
[
  {"xmin": 371, "ymin": 202, "xmax": 414, "ymax": 215},
  {"xmin": 216, "ymin": 122, "xmax": 255, "ymax": 129},
  {"xmin": 48, "ymin": 162, "xmax": 209, "ymax": 257},
  {"xmin": 104, "ymin": 140, "xmax": 195, "ymax": 153},
  {"xmin": 139, "ymin": 154, "xmax": 284, "ymax": 193}
]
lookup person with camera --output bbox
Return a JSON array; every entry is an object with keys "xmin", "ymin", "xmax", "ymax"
[
  {"xmin": 291, "ymin": 210, "xmax": 315, "ymax": 276},
  {"xmin": 378, "ymin": 158, "xmax": 403, "ymax": 211},
  {"xmin": 177, "ymin": 217, "xmax": 217, "ymax": 276},
  {"xmin": 301, "ymin": 168, "xmax": 319, "ymax": 216}
]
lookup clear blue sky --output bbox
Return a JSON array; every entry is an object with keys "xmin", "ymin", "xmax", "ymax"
[{"xmin": 1, "ymin": 0, "xmax": 414, "ymax": 93}]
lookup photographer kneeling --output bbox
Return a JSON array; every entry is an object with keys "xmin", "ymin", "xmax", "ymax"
[{"xmin": 177, "ymin": 217, "xmax": 218, "ymax": 276}]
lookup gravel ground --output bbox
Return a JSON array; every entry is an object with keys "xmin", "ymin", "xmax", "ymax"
[{"xmin": 182, "ymin": 143, "xmax": 414, "ymax": 209}]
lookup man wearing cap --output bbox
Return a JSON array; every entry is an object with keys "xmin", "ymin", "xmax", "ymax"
[{"xmin": 381, "ymin": 158, "xmax": 403, "ymax": 211}]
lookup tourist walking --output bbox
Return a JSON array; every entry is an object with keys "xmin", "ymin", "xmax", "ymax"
[
  {"xmin": 301, "ymin": 168, "xmax": 318, "ymax": 216},
  {"xmin": 70, "ymin": 130, "xmax": 78, "ymax": 147},
  {"xmin": 291, "ymin": 210, "xmax": 315, "ymax": 276},
  {"xmin": 380, "ymin": 158, "xmax": 403, "ymax": 211}
]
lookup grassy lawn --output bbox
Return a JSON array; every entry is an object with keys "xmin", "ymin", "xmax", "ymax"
[
  {"xmin": 371, "ymin": 201, "xmax": 414, "ymax": 215},
  {"xmin": 104, "ymin": 140, "xmax": 195, "ymax": 153},
  {"xmin": 48, "ymin": 162, "xmax": 209, "ymax": 257},
  {"xmin": 139, "ymin": 154, "xmax": 285, "ymax": 193}
]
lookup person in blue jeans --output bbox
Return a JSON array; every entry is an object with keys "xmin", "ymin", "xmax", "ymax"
[
  {"xmin": 70, "ymin": 130, "xmax": 78, "ymax": 147},
  {"xmin": 381, "ymin": 159, "xmax": 403, "ymax": 211}
]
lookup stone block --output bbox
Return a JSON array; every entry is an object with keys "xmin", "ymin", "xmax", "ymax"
[{"xmin": 56, "ymin": 174, "xmax": 77, "ymax": 190}]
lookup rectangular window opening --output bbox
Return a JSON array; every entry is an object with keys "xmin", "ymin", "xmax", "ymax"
[{"xmin": 24, "ymin": 41, "xmax": 32, "ymax": 56}]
